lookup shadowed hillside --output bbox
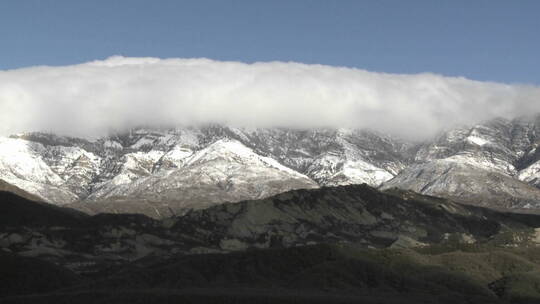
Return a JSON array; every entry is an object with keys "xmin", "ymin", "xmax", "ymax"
[
  {"xmin": 5, "ymin": 244, "xmax": 540, "ymax": 303},
  {"xmin": 2, "ymin": 186, "xmax": 540, "ymax": 303}
]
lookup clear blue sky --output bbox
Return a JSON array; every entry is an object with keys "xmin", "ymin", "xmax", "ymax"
[{"xmin": 1, "ymin": 0, "xmax": 539, "ymax": 84}]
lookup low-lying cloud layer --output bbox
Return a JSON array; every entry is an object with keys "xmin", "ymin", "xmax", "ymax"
[{"xmin": 1, "ymin": 56, "xmax": 539, "ymax": 140}]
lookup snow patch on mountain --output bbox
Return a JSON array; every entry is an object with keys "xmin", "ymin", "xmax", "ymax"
[
  {"xmin": 0, "ymin": 137, "xmax": 85, "ymax": 203},
  {"xmin": 184, "ymin": 139, "xmax": 304, "ymax": 176},
  {"xmin": 444, "ymin": 153, "xmax": 516, "ymax": 176},
  {"xmin": 519, "ymin": 160, "xmax": 540, "ymax": 187},
  {"xmin": 467, "ymin": 135, "xmax": 489, "ymax": 146},
  {"xmin": 306, "ymin": 153, "xmax": 392, "ymax": 186}
]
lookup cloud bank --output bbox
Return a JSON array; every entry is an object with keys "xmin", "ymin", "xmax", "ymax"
[{"xmin": 0, "ymin": 56, "xmax": 539, "ymax": 140}]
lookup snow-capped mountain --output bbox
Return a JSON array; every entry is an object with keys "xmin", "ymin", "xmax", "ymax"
[
  {"xmin": 76, "ymin": 139, "xmax": 318, "ymax": 218},
  {"xmin": 0, "ymin": 126, "xmax": 408, "ymax": 217},
  {"xmin": 1, "ymin": 114, "xmax": 539, "ymax": 217},
  {"xmin": 382, "ymin": 114, "xmax": 540, "ymax": 211},
  {"xmin": 0, "ymin": 136, "xmax": 92, "ymax": 204},
  {"xmin": 381, "ymin": 159, "xmax": 540, "ymax": 211}
]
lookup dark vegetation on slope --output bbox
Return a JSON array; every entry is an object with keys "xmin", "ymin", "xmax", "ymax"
[
  {"xmin": 2, "ymin": 184, "xmax": 540, "ymax": 268},
  {"xmin": 0, "ymin": 180, "xmax": 46, "ymax": 207},
  {"xmin": 4, "ymin": 244, "xmax": 540, "ymax": 303},
  {"xmin": 0, "ymin": 191, "xmax": 87, "ymax": 228},
  {"xmin": 0, "ymin": 251, "xmax": 83, "ymax": 297},
  {"xmin": 2, "ymin": 185, "xmax": 540, "ymax": 303},
  {"xmin": 173, "ymin": 185, "xmax": 540, "ymax": 249}
]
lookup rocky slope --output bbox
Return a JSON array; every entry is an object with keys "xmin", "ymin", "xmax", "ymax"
[
  {"xmin": 0, "ymin": 190, "xmax": 193, "ymax": 275},
  {"xmin": 171, "ymin": 184, "xmax": 540, "ymax": 251},
  {"xmin": 3, "ymin": 185, "xmax": 540, "ymax": 272}
]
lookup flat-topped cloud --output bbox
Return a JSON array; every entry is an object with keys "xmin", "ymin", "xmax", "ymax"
[{"xmin": 1, "ymin": 56, "xmax": 538, "ymax": 140}]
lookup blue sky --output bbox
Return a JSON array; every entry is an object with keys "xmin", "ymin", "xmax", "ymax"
[{"xmin": 1, "ymin": 0, "xmax": 539, "ymax": 84}]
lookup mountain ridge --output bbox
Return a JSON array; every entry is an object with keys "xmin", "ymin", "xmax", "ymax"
[{"xmin": 1, "ymin": 114, "xmax": 539, "ymax": 217}]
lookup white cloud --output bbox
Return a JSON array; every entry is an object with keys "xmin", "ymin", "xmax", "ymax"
[{"xmin": 0, "ymin": 56, "xmax": 538, "ymax": 140}]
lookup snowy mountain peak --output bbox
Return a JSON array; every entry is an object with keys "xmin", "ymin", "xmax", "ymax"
[
  {"xmin": 185, "ymin": 139, "xmax": 304, "ymax": 177},
  {"xmin": 185, "ymin": 139, "xmax": 255, "ymax": 164}
]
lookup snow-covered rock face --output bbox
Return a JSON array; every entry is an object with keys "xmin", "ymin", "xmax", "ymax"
[
  {"xmin": 415, "ymin": 119, "xmax": 521, "ymax": 175},
  {"xmin": 80, "ymin": 139, "xmax": 319, "ymax": 218},
  {"xmin": 1, "ymin": 114, "xmax": 540, "ymax": 216},
  {"xmin": 381, "ymin": 159, "xmax": 540, "ymax": 211},
  {"xmin": 0, "ymin": 137, "xmax": 96, "ymax": 204},
  {"xmin": 228, "ymin": 127, "xmax": 410, "ymax": 186},
  {"xmin": 519, "ymin": 160, "xmax": 540, "ymax": 188},
  {"xmin": 382, "ymin": 114, "xmax": 540, "ymax": 211},
  {"xmin": 0, "ymin": 126, "xmax": 408, "ymax": 216}
]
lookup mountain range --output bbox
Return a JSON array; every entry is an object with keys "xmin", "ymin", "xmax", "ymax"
[
  {"xmin": 3, "ymin": 116, "xmax": 540, "ymax": 303},
  {"xmin": 1, "ymin": 114, "xmax": 539, "ymax": 217}
]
